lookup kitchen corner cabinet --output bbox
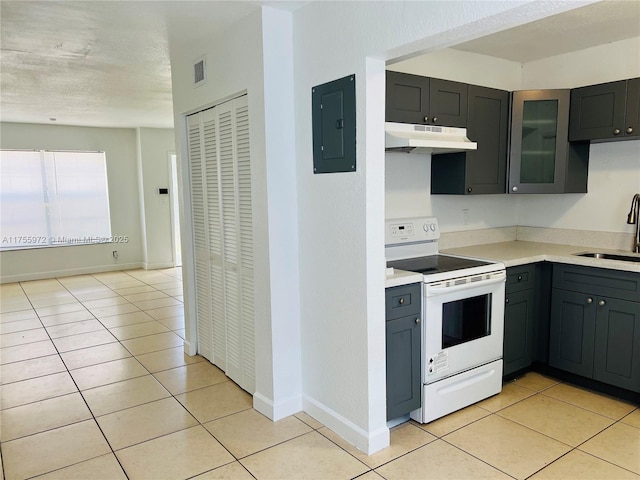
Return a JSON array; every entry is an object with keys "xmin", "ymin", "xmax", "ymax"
[
  {"xmin": 569, "ymin": 78, "xmax": 640, "ymax": 142},
  {"xmin": 432, "ymin": 85, "xmax": 509, "ymax": 195},
  {"xmin": 503, "ymin": 265, "xmax": 536, "ymax": 377},
  {"xmin": 508, "ymin": 89, "xmax": 589, "ymax": 194},
  {"xmin": 385, "ymin": 283, "xmax": 422, "ymax": 420},
  {"xmin": 549, "ymin": 264, "xmax": 640, "ymax": 393},
  {"xmin": 386, "ymin": 71, "xmax": 468, "ymax": 127}
]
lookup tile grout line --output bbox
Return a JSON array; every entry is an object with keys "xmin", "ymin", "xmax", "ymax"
[
  {"xmin": 63, "ymin": 270, "xmax": 233, "ymax": 478},
  {"xmin": 23, "ymin": 277, "xmax": 132, "ymax": 480},
  {"xmin": 1, "ymin": 279, "xmax": 118, "ymax": 479},
  {"xmin": 1, "ymin": 271, "xmax": 184, "ymax": 478},
  {"xmin": 13, "ymin": 268, "xmax": 185, "ymax": 478},
  {"xmin": 5, "ymin": 271, "xmax": 639, "ymax": 479}
]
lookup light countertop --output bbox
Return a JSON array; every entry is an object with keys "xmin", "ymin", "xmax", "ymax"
[
  {"xmin": 442, "ymin": 241, "xmax": 640, "ymax": 273},
  {"xmin": 385, "ymin": 268, "xmax": 423, "ymax": 288},
  {"xmin": 386, "ymin": 240, "xmax": 640, "ymax": 288}
]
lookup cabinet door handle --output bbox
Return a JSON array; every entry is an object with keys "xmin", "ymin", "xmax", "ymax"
[
  {"xmin": 586, "ymin": 297, "xmax": 593, "ymax": 304},
  {"xmin": 517, "ymin": 275, "xmax": 523, "ymax": 282},
  {"xmin": 627, "ymin": 127, "xmax": 634, "ymax": 134},
  {"xmin": 598, "ymin": 299, "xmax": 606, "ymax": 306},
  {"xmin": 613, "ymin": 128, "xmax": 621, "ymax": 135},
  {"xmin": 505, "ymin": 298, "xmax": 510, "ymax": 304},
  {"xmin": 512, "ymin": 186, "xmax": 519, "ymax": 192},
  {"xmin": 424, "ymin": 116, "xmax": 429, "ymax": 123},
  {"xmin": 467, "ymin": 187, "xmax": 472, "ymax": 193},
  {"xmin": 399, "ymin": 298, "xmax": 405, "ymax": 305},
  {"xmin": 432, "ymin": 117, "xmax": 438, "ymax": 123},
  {"xmin": 415, "ymin": 318, "xmax": 420, "ymax": 324}
]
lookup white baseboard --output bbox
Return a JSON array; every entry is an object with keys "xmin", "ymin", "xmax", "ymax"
[
  {"xmin": 183, "ymin": 339, "xmax": 197, "ymax": 356},
  {"xmin": 302, "ymin": 394, "xmax": 389, "ymax": 454},
  {"xmin": 253, "ymin": 391, "xmax": 302, "ymax": 421},
  {"xmin": 143, "ymin": 261, "xmax": 176, "ymax": 270},
  {"xmin": 0, "ymin": 262, "xmax": 144, "ymax": 284}
]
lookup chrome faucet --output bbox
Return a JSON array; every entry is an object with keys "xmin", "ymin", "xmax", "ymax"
[{"xmin": 627, "ymin": 193, "xmax": 640, "ymax": 253}]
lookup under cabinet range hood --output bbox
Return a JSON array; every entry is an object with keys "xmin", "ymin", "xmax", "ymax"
[{"xmin": 385, "ymin": 122, "xmax": 477, "ymax": 154}]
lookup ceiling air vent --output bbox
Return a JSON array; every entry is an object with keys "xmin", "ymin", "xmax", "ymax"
[{"xmin": 193, "ymin": 55, "xmax": 206, "ymax": 87}]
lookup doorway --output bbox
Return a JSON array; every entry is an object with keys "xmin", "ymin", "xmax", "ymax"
[{"xmin": 169, "ymin": 153, "xmax": 182, "ymax": 267}]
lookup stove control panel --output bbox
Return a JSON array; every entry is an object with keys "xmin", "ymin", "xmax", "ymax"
[{"xmin": 385, "ymin": 216, "xmax": 440, "ymax": 245}]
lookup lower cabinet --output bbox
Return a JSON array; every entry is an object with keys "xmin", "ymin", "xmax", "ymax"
[
  {"xmin": 385, "ymin": 283, "xmax": 421, "ymax": 420},
  {"xmin": 549, "ymin": 264, "xmax": 640, "ymax": 393},
  {"xmin": 503, "ymin": 265, "xmax": 536, "ymax": 377}
]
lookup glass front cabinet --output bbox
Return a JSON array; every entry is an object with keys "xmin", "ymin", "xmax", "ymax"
[{"xmin": 509, "ymin": 89, "xmax": 589, "ymax": 194}]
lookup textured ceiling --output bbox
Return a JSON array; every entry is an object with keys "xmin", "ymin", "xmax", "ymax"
[
  {"xmin": 1, "ymin": 1, "xmax": 639, "ymax": 129},
  {"xmin": 0, "ymin": 1, "xmax": 268, "ymax": 128},
  {"xmin": 452, "ymin": 0, "xmax": 640, "ymax": 62}
]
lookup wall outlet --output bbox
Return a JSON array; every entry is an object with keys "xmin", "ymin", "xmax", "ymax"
[
  {"xmin": 462, "ymin": 209, "xmax": 470, "ymax": 225},
  {"xmin": 112, "ymin": 250, "xmax": 119, "ymax": 259}
]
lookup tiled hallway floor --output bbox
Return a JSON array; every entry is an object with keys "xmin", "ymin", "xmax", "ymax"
[{"xmin": 1, "ymin": 269, "xmax": 639, "ymax": 479}]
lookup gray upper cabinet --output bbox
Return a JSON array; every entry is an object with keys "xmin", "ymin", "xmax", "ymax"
[
  {"xmin": 431, "ymin": 85, "xmax": 509, "ymax": 195},
  {"xmin": 569, "ymin": 78, "xmax": 640, "ymax": 142},
  {"xmin": 508, "ymin": 89, "xmax": 589, "ymax": 194},
  {"xmin": 386, "ymin": 71, "xmax": 467, "ymax": 127}
]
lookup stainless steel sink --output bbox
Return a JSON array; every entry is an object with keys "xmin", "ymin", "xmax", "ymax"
[{"xmin": 575, "ymin": 252, "xmax": 640, "ymax": 262}]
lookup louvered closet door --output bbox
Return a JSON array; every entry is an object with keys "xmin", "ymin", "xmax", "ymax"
[
  {"xmin": 187, "ymin": 96, "xmax": 255, "ymax": 394},
  {"xmin": 202, "ymin": 109, "xmax": 226, "ymax": 371},
  {"xmin": 235, "ymin": 97, "xmax": 255, "ymax": 392},
  {"xmin": 218, "ymin": 99, "xmax": 244, "ymax": 390},
  {"xmin": 187, "ymin": 113, "xmax": 214, "ymax": 361}
]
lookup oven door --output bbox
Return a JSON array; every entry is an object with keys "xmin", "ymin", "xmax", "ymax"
[{"xmin": 423, "ymin": 270, "xmax": 505, "ymax": 383}]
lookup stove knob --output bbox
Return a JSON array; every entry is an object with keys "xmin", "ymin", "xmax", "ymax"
[
  {"xmin": 430, "ymin": 224, "xmax": 436, "ymax": 232},
  {"xmin": 423, "ymin": 224, "xmax": 429, "ymax": 232}
]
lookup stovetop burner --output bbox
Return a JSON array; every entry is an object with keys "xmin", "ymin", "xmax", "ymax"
[{"xmin": 386, "ymin": 254, "xmax": 494, "ymax": 276}]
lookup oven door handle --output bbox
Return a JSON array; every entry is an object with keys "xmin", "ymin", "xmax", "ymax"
[{"xmin": 426, "ymin": 271, "xmax": 506, "ymax": 296}]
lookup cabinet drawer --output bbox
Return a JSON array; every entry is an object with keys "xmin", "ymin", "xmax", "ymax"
[
  {"xmin": 386, "ymin": 283, "xmax": 421, "ymax": 321},
  {"xmin": 506, "ymin": 264, "xmax": 536, "ymax": 293},
  {"xmin": 553, "ymin": 264, "xmax": 640, "ymax": 302}
]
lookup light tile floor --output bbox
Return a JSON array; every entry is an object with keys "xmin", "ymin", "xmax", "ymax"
[{"xmin": 1, "ymin": 268, "xmax": 639, "ymax": 479}]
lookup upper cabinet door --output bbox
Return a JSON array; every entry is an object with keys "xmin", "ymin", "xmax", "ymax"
[
  {"xmin": 385, "ymin": 72, "xmax": 468, "ymax": 127},
  {"xmin": 509, "ymin": 89, "xmax": 589, "ymax": 194},
  {"xmin": 465, "ymin": 85, "xmax": 509, "ymax": 194},
  {"xmin": 386, "ymin": 71, "xmax": 430, "ymax": 124},
  {"xmin": 625, "ymin": 77, "xmax": 640, "ymax": 139},
  {"xmin": 429, "ymin": 78, "xmax": 468, "ymax": 128},
  {"xmin": 430, "ymin": 85, "xmax": 508, "ymax": 195},
  {"xmin": 510, "ymin": 90, "xmax": 569, "ymax": 194},
  {"xmin": 569, "ymin": 80, "xmax": 627, "ymax": 141}
]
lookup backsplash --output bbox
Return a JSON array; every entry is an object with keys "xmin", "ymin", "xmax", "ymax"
[
  {"xmin": 439, "ymin": 226, "xmax": 635, "ymax": 252},
  {"xmin": 439, "ymin": 227, "xmax": 516, "ymax": 249},
  {"xmin": 516, "ymin": 226, "xmax": 635, "ymax": 251}
]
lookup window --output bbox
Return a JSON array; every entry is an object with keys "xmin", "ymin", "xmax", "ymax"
[{"xmin": 0, "ymin": 150, "xmax": 112, "ymax": 250}]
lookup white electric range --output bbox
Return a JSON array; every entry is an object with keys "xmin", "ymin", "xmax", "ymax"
[{"xmin": 385, "ymin": 216, "xmax": 506, "ymax": 423}]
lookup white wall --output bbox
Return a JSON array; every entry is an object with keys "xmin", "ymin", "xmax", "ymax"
[
  {"xmin": 517, "ymin": 36, "xmax": 640, "ymax": 235},
  {"xmin": 137, "ymin": 127, "xmax": 176, "ymax": 269},
  {"xmin": 388, "ymin": 47, "xmax": 522, "ymax": 91},
  {"xmin": 168, "ymin": 7, "xmax": 302, "ymax": 421},
  {"xmin": 386, "ymin": 35, "xmax": 640, "ymax": 237},
  {"xmin": 292, "ymin": 0, "xmax": 584, "ymax": 454},
  {"xmin": 521, "ymin": 37, "xmax": 640, "ymax": 89},
  {"xmin": 165, "ymin": 0, "xmax": 595, "ymax": 455},
  {"xmin": 0, "ymin": 122, "xmax": 144, "ymax": 281},
  {"xmin": 517, "ymin": 140, "xmax": 640, "ymax": 231}
]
